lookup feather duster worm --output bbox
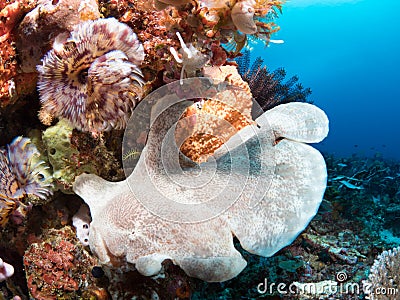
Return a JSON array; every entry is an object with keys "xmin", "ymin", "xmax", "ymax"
[
  {"xmin": 37, "ymin": 18, "xmax": 145, "ymax": 133},
  {"xmin": 0, "ymin": 137, "xmax": 53, "ymax": 227}
]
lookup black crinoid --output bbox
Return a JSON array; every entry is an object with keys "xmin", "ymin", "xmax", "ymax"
[{"xmin": 235, "ymin": 50, "xmax": 312, "ymax": 115}]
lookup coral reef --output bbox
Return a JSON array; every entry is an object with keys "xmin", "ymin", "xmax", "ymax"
[
  {"xmin": 154, "ymin": 0, "xmax": 192, "ymax": 10},
  {"xmin": 0, "ymin": 192, "xmax": 100, "ymax": 298},
  {"xmin": 112, "ymin": 3, "xmax": 178, "ymax": 77},
  {"xmin": 104, "ymin": 261, "xmax": 193, "ymax": 299},
  {"xmin": 1, "ymin": 143, "xmax": 397, "ymax": 298},
  {"xmin": 37, "ymin": 17, "xmax": 146, "ymax": 134},
  {"xmin": 108, "ymin": 0, "xmax": 282, "ymax": 83},
  {"xmin": 231, "ymin": 0, "xmax": 258, "ymax": 34},
  {"xmin": 0, "ymin": 136, "xmax": 52, "ymax": 227},
  {"xmin": 1, "ymin": 0, "xmax": 395, "ymax": 298},
  {"xmin": 194, "ymin": 0, "xmax": 282, "ymax": 41},
  {"xmin": 152, "ymin": 151, "xmax": 398, "ymax": 299},
  {"xmin": 324, "ymin": 153, "xmax": 400, "ymax": 245},
  {"xmin": 0, "ymin": 1, "xmax": 36, "ymax": 44},
  {"xmin": 0, "ymin": 36, "xmax": 18, "ymax": 107}
]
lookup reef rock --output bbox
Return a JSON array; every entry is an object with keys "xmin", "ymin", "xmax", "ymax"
[
  {"xmin": 73, "ymin": 80, "xmax": 329, "ymax": 282},
  {"xmin": 42, "ymin": 119, "xmax": 123, "ymax": 193},
  {"xmin": 16, "ymin": 0, "xmax": 100, "ymax": 73},
  {"xmin": 23, "ymin": 226, "xmax": 100, "ymax": 299}
]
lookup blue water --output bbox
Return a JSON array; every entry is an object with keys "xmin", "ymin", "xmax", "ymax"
[{"xmin": 252, "ymin": 0, "xmax": 400, "ymax": 160}]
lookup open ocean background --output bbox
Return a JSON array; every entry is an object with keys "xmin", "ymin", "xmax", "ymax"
[{"xmin": 251, "ymin": 0, "xmax": 400, "ymax": 160}]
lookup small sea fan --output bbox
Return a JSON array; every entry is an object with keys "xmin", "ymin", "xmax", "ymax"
[
  {"xmin": 235, "ymin": 50, "xmax": 312, "ymax": 112},
  {"xmin": 37, "ymin": 18, "xmax": 145, "ymax": 133},
  {"xmin": 0, "ymin": 137, "xmax": 53, "ymax": 226}
]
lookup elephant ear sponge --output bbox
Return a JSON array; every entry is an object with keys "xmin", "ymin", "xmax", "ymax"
[
  {"xmin": 73, "ymin": 95, "xmax": 328, "ymax": 282},
  {"xmin": 217, "ymin": 103, "xmax": 328, "ymax": 257}
]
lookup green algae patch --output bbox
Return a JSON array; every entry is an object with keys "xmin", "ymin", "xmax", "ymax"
[{"xmin": 42, "ymin": 119, "xmax": 122, "ymax": 193}]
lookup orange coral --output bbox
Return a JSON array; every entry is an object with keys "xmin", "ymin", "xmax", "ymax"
[
  {"xmin": 0, "ymin": 0, "xmax": 37, "ymax": 43},
  {"xmin": 0, "ymin": 39, "xmax": 18, "ymax": 107},
  {"xmin": 0, "ymin": 0, "xmax": 37, "ymax": 107},
  {"xmin": 179, "ymin": 65, "xmax": 254, "ymax": 163},
  {"xmin": 117, "ymin": 1, "xmax": 182, "ymax": 77},
  {"xmin": 24, "ymin": 227, "xmax": 98, "ymax": 299}
]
